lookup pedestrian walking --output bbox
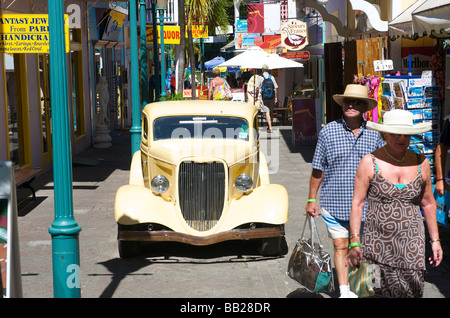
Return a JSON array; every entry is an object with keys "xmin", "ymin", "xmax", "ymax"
[
  {"xmin": 305, "ymin": 84, "xmax": 384, "ymax": 298},
  {"xmin": 207, "ymin": 67, "xmax": 232, "ymax": 101},
  {"xmin": 347, "ymin": 109, "xmax": 443, "ymax": 298},
  {"xmin": 246, "ymin": 70, "xmax": 261, "ymax": 106},
  {"xmin": 256, "ymin": 64, "xmax": 277, "ymax": 133},
  {"xmin": 170, "ymin": 72, "xmax": 176, "ymax": 95}
]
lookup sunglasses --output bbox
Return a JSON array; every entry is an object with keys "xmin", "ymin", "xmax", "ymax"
[
  {"xmin": 389, "ymin": 133, "xmax": 410, "ymax": 138},
  {"xmin": 343, "ymin": 98, "xmax": 367, "ymax": 106}
]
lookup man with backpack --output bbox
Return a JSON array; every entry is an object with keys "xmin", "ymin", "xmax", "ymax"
[{"xmin": 256, "ymin": 64, "xmax": 278, "ymax": 133}]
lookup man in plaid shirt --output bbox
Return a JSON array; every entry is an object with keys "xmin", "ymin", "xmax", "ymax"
[{"xmin": 305, "ymin": 84, "xmax": 384, "ymax": 298}]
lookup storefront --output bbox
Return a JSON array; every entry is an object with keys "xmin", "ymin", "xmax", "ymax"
[{"xmin": 0, "ymin": 0, "xmax": 93, "ymax": 175}]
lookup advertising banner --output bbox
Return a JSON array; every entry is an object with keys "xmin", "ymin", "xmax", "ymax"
[
  {"xmin": 146, "ymin": 25, "xmax": 181, "ymax": 44},
  {"xmin": 0, "ymin": 14, "xmax": 69, "ymax": 53}
]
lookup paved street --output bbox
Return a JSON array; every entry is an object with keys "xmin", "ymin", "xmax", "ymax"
[{"xmin": 16, "ymin": 125, "xmax": 450, "ymax": 299}]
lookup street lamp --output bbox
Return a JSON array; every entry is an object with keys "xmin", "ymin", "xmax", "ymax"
[
  {"xmin": 140, "ymin": 0, "xmax": 148, "ymax": 108},
  {"xmin": 150, "ymin": 0, "xmax": 160, "ymax": 101},
  {"xmin": 157, "ymin": 0, "xmax": 169, "ymax": 99}
]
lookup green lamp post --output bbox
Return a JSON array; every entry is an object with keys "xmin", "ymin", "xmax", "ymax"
[
  {"xmin": 130, "ymin": 0, "xmax": 141, "ymax": 155},
  {"xmin": 140, "ymin": 0, "xmax": 148, "ymax": 109},
  {"xmin": 48, "ymin": 0, "xmax": 81, "ymax": 298},
  {"xmin": 151, "ymin": 0, "xmax": 160, "ymax": 101},
  {"xmin": 157, "ymin": 0, "xmax": 169, "ymax": 99}
]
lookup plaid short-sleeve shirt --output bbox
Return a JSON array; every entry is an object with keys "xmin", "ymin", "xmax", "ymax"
[{"xmin": 312, "ymin": 117, "xmax": 384, "ymax": 221}]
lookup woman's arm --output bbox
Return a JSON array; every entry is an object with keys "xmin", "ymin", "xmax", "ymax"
[
  {"xmin": 347, "ymin": 154, "xmax": 373, "ymax": 267},
  {"xmin": 420, "ymin": 156, "xmax": 443, "ymax": 267}
]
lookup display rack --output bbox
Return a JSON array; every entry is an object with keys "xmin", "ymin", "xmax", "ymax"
[{"xmin": 380, "ymin": 75, "xmax": 440, "ymax": 183}]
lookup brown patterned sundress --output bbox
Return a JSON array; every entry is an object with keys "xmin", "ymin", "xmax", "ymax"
[{"xmin": 362, "ymin": 154, "xmax": 426, "ymax": 298}]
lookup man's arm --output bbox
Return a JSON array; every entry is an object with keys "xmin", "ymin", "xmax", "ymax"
[{"xmin": 305, "ymin": 168, "xmax": 324, "ymax": 218}]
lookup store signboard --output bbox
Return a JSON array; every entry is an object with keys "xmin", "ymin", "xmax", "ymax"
[
  {"xmin": 281, "ymin": 20, "xmax": 308, "ymax": 51},
  {"xmin": 100, "ymin": 10, "xmax": 126, "ymax": 42},
  {"xmin": 281, "ymin": 51, "xmax": 310, "ymax": 61},
  {"xmin": 146, "ymin": 25, "xmax": 181, "ymax": 44},
  {"xmin": 189, "ymin": 25, "xmax": 208, "ymax": 39},
  {"xmin": 0, "ymin": 14, "xmax": 69, "ymax": 53}
]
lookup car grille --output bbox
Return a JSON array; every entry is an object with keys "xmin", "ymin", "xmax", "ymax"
[{"xmin": 178, "ymin": 161, "xmax": 225, "ymax": 231}]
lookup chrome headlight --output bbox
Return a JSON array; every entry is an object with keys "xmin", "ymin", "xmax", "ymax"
[
  {"xmin": 235, "ymin": 173, "xmax": 253, "ymax": 193},
  {"xmin": 151, "ymin": 175, "xmax": 169, "ymax": 194}
]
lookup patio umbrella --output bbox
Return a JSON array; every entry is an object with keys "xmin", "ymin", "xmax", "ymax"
[
  {"xmin": 217, "ymin": 46, "xmax": 268, "ymax": 68},
  {"xmin": 202, "ymin": 56, "xmax": 225, "ymax": 72},
  {"xmin": 218, "ymin": 47, "xmax": 303, "ymax": 70},
  {"xmin": 244, "ymin": 53, "xmax": 304, "ymax": 70}
]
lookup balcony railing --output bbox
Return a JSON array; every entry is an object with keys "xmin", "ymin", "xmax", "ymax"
[{"xmin": 145, "ymin": 0, "xmax": 178, "ymax": 25}]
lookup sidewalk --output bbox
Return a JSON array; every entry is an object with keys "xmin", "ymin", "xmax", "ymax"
[
  {"xmin": 15, "ymin": 127, "xmax": 450, "ymax": 298},
  {"xmin": 17, "ymin": 130, "xmax": 132, "ymax": 298}
]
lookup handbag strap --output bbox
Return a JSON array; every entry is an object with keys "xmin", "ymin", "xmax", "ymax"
[{"xmin": 300, "ymin": 217, "xmax": 324, "ymax": 249}]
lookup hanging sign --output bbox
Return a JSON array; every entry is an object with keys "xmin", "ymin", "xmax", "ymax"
[
  {"xmin": 0, "ymin": 14, "xmax": 69, "ymax": 53},
  {"xmin": 187, "ymin": 25, "xmax": 208, "ymax": 39},
  {"xmin": 281, "ymin": 20, "xmax": 308, "ymax": 51},
  {"xmin": 146, "ymin": 25, "xmax": 181, "ymax": 44},
  {"xmin": 281, "ymin": 51, "xmax": 310, "ymax": 61}
]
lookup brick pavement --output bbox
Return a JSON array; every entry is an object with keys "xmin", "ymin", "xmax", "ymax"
[{"xmin": 15, "ymin": 127, "xmax": 450, "ymax": 298}]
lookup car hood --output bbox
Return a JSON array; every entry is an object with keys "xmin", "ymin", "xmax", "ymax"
[{"xmin": 148, "ymin": 139, "xmax": 256, "ymax": 165}]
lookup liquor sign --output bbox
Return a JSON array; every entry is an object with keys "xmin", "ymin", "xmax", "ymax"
[
  {"xmin": 281, "ymin": 20, "xmax": 308, "ymax": 51},
  {"xmin": 0, "ymin": 14, "xmax": 69, "ymax": 53},
  {"xmin": 146, "ymin": 25, "xmax": 181, "ymax": 44}
]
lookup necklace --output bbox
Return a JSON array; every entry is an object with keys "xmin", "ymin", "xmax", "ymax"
[{"xmin": 383, "ymin": 147, "xmax": 408, "ymax": 165}]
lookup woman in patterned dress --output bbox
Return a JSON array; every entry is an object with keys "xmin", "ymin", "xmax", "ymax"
[
  {"xmin": 347, "ymin": 109, "xmax": 443, "ymax": 298},
  {"xmin": 208, "ymin": 67, "xmax": 232, "ymax": 101}
]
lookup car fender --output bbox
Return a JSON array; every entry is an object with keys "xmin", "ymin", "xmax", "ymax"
[
  {"xmin": 219, "ymin": 184, "xmax": 289, "ymax": 230},
  {"xmin": 114, "ymin": 185, "xmax": 186, "ymax": 232},
  {"xmin": 129, "ymin": 151, "xmax": 144, "ymax": 186}
]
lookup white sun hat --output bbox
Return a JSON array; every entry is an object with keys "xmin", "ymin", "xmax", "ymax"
[{"xmin": 366, "ymin": 109, "xmax": 431, "ymax": 135}]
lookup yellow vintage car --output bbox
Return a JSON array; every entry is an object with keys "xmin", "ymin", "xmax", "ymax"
[{"xmin": 114, "ymin": 100, "xmax": 289, "ymax": 258}]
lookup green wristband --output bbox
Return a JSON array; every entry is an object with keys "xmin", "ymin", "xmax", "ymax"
[
  {"xmin": 348, "ymin": 243, "xmax": 361, "ymax": 248},
  {"xmin": 307, "ymin": 199, "xmax": 317, "ymax": 202}
]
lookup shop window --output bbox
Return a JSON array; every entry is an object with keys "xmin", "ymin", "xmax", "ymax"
[
  {"xmin": 38, "ymin": 54, "xmax": 52, "ymax": 165},
  {"xmin": 3, "ymin": 53, "xmax": 31, "ymax": 168},
  {"xmin": 70, "ymin": 29, "xmax": 85, "ymax": 139}
]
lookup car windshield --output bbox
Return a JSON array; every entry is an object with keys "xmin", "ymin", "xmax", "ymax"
[{"xmin": 153, "ymin": 116, "xmax": 250, "ymax": 141}]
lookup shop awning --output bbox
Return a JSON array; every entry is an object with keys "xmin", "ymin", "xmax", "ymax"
[
  {"xmin": 220, "ymin": 40, "xmax": 235, "ymax": 53},
  {"xmin": 388, "ymin": 0, "xmax": 427, "ymax": 37},
  {"xmin": 412, "ymin": 0, "xmax": 450, "ymax": 38}
]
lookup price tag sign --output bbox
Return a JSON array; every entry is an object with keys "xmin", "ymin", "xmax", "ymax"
[{"xmin": 374, "ymin": 60, "xmax": 393, "ymax": 72}]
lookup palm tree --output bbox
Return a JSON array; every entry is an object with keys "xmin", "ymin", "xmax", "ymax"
[
  {"xmin": 177, "ymin": 0, "xmax": 186, "ymax": 94},
  {"xmin": 178, "ymin": 0, "xmax": 230, "ymax": 99}
]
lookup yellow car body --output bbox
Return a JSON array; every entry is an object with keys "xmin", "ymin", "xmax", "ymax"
[{"xmin": 114, "ymin": 100, "xmax": 289, "ymax": 257}]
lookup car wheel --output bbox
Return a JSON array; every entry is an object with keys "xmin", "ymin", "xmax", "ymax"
[
  {"xmin": 258, "ymin": 236, "xmax": 288, "ymax": 257},
  {"xmin": 118, "ymin": 240, "xmax": 141, "ymax": 259}
]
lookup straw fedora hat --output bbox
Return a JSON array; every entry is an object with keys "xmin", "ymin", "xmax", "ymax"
[
  {"xmin": 333, "ymin": 84, "xmax": 378, "ymax": 111},
  {"xmin": 366, "ymin": 109, "xmax": 431, "ymax": 135}
]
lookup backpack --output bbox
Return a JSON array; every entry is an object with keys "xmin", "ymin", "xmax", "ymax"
[{"xmin": 261, "ymin": 74, "xmax": 275, "ymax": 99}]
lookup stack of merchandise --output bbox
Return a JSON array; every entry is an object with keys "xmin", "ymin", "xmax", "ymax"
[{"xmin": 380, "ymin": 75, "xmax": 440, "ymax": 183}]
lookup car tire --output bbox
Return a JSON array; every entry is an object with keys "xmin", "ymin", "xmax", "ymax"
[
  {"xmin": 258, "ymin": 236, "xmax": 288, "ymax": 257},
  {"xmin": 118, "ymin": 240, "xmax": 141, "ymax": 259}
]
